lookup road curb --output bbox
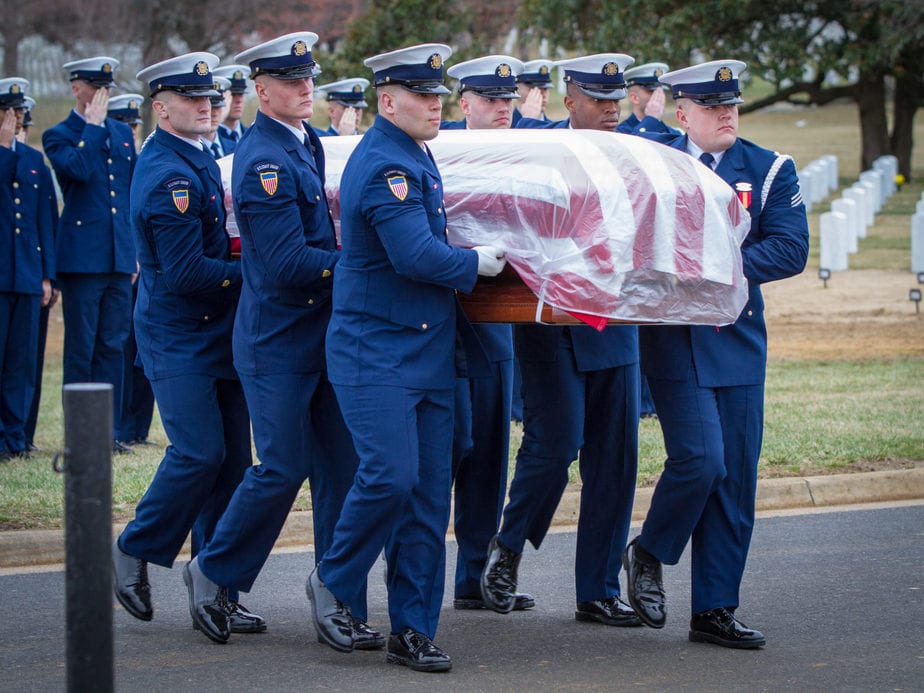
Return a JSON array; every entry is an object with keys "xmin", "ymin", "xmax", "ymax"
[{"xmin": 2, "ymin": 467, "xmax": 922, "ymax": 570}]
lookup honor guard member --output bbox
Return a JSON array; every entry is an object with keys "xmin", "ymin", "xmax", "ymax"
[
  {"xmin": 616, "ymin": 63, "xmax": 676, "ymax": 418},
  {"xmin": 107, "ymin": 93, "xmax": 156, "ymax": 448},
  {"xmin": 0, "ymin": 79, "xmax": 56, "ymax": 461},
  {"xmin": 316, "ymin": 77, "xmax": 369, "ymax": 136},
  {"xmin": 308, "ymin": 43, "xmax": 507, "ymax": 672},
  {"xmin": 107, "ymin": 93, "xmax": 144, "ymax": 127},
  {"xmin": 183, "ymin": 31, "xmax": 379, "ymax": 647},
  {"xmin": 511, "ymin": 59, "xmax": 554, "ymax": 126},
  {"xmin": 202, "ymin": 76, "xmax": 231, "ymax": 159},
  {"xmin": 42, "ymin": 56, "xmax": 137, "ymax": 453},
  {"xmin": 20, "ymin": 94, "xmax": 60, "ymax": 452},
  {"xmin": 439, "ymin": 55, "xmax": 534, "ymax": 613},
  {"xmin": 509, "ymin": 58, "xmax": 555, "ymax": 421},
  {"xmin": 213, "ymin": 64, "xmax": 250, "ymax": 153},
  {"xmin": 623, "ymin": 60, "xmax": 809, "ymax": 649},
  {"xmin": 17, "ymin": 95, "xmax": 34, "ymax": 143},
  {"xmin": 112, "ymin": 52, "xmax": 259, "ymax": 637},
  {"xmin": 107, "ymin": 93, "xmax": 145, "ymax": 145},
  {"xmin": 617, "ymin": 61, "xmax": 679, "ymax": 135},
  {"xmin": 483, "ymin": 53, "xmax": 642, "ymax": 628},
  {"xmin": 107, "ymin": 92, "xmax": 157, "ymax": 446}
]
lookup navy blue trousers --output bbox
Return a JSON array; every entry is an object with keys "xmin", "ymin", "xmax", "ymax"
[
  {"xmin": 641, "ymin": 361, "xmax": 763, "ymax": 613},
  {"xmin": 452, "ymin": 357, "xmax": 513, "ymax": 597},
  {"xmin": 24, "ymin": 302, "xmax": 50, "ymax": 445},
  {"xmin": 119, "ymin": 374, "xmax": 251, "ymax": 568},
  {"xmin": 57, "ymin": 272, "xmax": 131, "ymax": 437},
  {"xmin": 198, "ymin": 372, "xmax": 363, "ymax": 613},
  {"xmin": 0, "ymin": 293, "xmax": 39, "ymax": 454},
  {"xmin": 116, "ymin": 284, "xmax": 154, "ymax": 443},
  {"xmin": 321, "ymin": 384, "xmax": 453, "ymax": 639},
  {"xmin": 499, "ymin": 348, "xmax": 639, "ymax": 603}
]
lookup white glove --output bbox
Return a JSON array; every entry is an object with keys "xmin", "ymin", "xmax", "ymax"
[{"xmin": 474, "ymin": 245, "xmax": 507, "ymax": 277}]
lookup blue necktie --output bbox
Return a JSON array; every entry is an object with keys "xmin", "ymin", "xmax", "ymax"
[
  {"xmin": 699, "ymin": 152, "xmax": 715, "ymax": 170},
  {"xmin": 211, "ymin": 142, "xmax": 221, "ymax": 159}
]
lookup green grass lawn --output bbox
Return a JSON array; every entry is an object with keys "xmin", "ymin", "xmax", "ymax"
[
  {"xmin": 2, "ymin": 354, "xmax": 920, "ymax": 530},
  {"xmin": 2, "ymin": 100, "xmax": 922, "ymax": 530}
]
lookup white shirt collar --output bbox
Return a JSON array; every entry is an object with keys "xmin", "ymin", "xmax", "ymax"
[
  {"xmin": 685, "ymin": 139, "xmax": 725, "ymax": 168},
  {"xmin": 201, "ymin": 136, "xmax": 223, "ymax": 156},
  {"xmin": 162, "ymin": 128, "xmax": 208, "ymax": 150},
  {"xmin": 267, "ymin": 116, "xmax": 308, "ymax": 144}
]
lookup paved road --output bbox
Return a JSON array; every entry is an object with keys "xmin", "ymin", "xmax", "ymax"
[{"xmin": 2, "ymin": 502, "xmax": 922, "ymax": 691}]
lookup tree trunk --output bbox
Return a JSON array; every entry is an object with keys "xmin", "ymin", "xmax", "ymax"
[
  {"xmin": 855, "ymin": 72, "xmax": 890, "ymax": 172},
  {"xmin": 2, "ymin": 19, "xmax": 21, "ymax": 76},
  {"xmin": 890, "ymin": 69, "xmax": 923, "ymax": 183}
]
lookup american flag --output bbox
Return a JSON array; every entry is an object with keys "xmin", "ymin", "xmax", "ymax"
[{"xmin": 317, "ymin": 129, "xmax": 748, "ymax": 325}]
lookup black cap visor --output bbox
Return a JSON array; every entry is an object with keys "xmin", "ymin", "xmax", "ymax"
[
  {"xmin": 390, "ymin": 80, "xmax": 450, "ymax": 95},
  {"xmin": 462, "ymin": 86, "xmax": 519, "ymax": 99},
  {"xmin": 576, "ymin": 84, "xmax": 626, "ymax": 101},
  {"xmin": 332, "ymin": 98, "xmax": 368, "ymax": 108},
  {"xmin": 684, "ymin": 91, "xmax": 743, "ymax": 106},
  {"xmin": 153, "ymin": 85, "xmax": 221, "ymax": 98},
  {"xmin": 257, "ymin": 64, "xmax": 321, "ymax": 81}
]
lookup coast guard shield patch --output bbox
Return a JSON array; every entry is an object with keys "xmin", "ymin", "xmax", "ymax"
[
  {"xmin": 172, "ymin": 189, "xmax": 189, "ymax": 213},
  {"xmin": 387, "ymin": 175, "xmax": 408, "ymax": 201},
  {"xmin": 260, "ymin": 171, "xmax": 278, "ymax": 196}
]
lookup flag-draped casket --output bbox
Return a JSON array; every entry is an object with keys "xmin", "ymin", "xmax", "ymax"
[{"xmin": 223, "ymin": 129, "xmax": 751, "ymax": 326}]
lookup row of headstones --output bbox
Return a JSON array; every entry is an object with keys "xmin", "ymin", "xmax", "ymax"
[
  {"xmin": 912, "ymin": 189, "xmax": 924, "ymax": 273},
  {"xmin": 814, "ymin": 155, "xmax": 899, "ymax": 272}
]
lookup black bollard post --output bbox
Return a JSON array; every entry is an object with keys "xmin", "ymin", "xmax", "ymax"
[{"xmin": 62, "ymin": 383, "xmax": 114, "ymax": 693}]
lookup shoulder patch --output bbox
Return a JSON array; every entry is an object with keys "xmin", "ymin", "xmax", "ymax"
[
  {"xmin": 163, "ymin": 177, "xmax": 191, "ymax": 190},
  {"xmin": 252, "ymin": 161, "xmax": 281, "ymax": 174},
  {"xmin": 171, "ymin": 188, "xmax": 189, "ymax": 213},
  {"xmin": 384, "ymin": 169, "xmax": 410, "ymax": 201},
  {"xmin": 253, "ymin": 161, "xmax": 282, "ymax": 196}
]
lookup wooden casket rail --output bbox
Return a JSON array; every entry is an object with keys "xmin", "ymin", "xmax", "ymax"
[{"xmin": 458, "ymin": 265, "xmax": 638, "ymax": 326}]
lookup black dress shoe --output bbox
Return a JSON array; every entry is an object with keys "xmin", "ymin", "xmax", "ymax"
[
  {"xmin": 229, "ymin": 602, "xmax": 266, "ymax": 633},
  {"xmin": 111, "ymin": 539, "xmax": 152, "ymax": 621},
  {"xmin": 193, "ymin": 601, "xmax": 266, "ymax": 634},
  {"xmin": 351, "ymin": 618, "xmax": 385, "ymax": 650},
  {"xmin": 314, "ymin": 617, "xmax": 384, "ymax": 649},
  {"xmin": 480, "ymin": 535, "xmax": 522, "ymax": 614},
  {"xmin": 453, "ymin": 592, "xmax": 535, "ymax": 611},
  {"xmin": 193, "ymin": 601, "xmax": 266, "ymax": 633},
  {"xmin": 27, "ymin": 442, "xmax": 44, "ymax": 452},
  {"xmin": 623, "ymin": 537, "xmax": 666, "ymax": 628},
  {"xmin": 386, "ymin": 629, "xmax": 451, "ymax": 672},
  {"xmin": 113, "ymin": 440, "xmax": 134, "ymax": 454},
  {"xmin": 130, "ymin": 438, "xmax": 159, "ymax": 447},
  {"xmin": 306, "ymin": 566, "xmax": 354, "ymax": 652},
  {"xmin": 689, "ymin": 607, "xmax": 766, "ymax": 649},
  {"xmin": 183, "ymin": 558, "xmax": 230, "ymax": 643},
  {"xmin": 10, "ymin": 449, "xmax": 30, "ymax": 459},
  {"xmin": 575, "ymin": 596, "xmax": 643, "ymax": 627}
]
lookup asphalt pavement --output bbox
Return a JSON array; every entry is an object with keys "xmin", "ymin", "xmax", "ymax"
[{"xmin": 1, "ymin": 501, "xmax": 922, "ymax": 691}]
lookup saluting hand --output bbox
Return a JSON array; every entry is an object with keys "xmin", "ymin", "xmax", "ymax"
[
  {"xmin": 85, "ymin": 87, "xmax": 110, "ymax": 126},
  {"xmin": 0, "ymin": 108, "xmax": 16, "ymax": 148},
  {"xmin": 519, "ymin": 88, "xmax": 544, "ymax": 119},
  {"xmin": 338, "ymin": 107, "xmax": 358, "ymax": 136},
  {"xmin": 644, "ymin": 87, "xmax": 665, "ymax": 120}
]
